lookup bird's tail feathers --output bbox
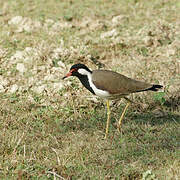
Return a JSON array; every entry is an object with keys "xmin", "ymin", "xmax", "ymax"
[
  {"xmin": 147, "ymin": 84, "xmax": 163, "ymax": 91},
  {"xmin": 135, "ymin": 84, "xmax": 163, "ymax": 93}
]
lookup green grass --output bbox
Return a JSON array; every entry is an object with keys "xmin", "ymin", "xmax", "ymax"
[{"xmin": 0, "ymin": 0, "xmax": 180, "ymax": 179}]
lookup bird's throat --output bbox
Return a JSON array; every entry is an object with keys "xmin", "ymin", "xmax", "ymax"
[{"xmin": 78, "ymin": 75, "xmax": 95, "ymax": 95}]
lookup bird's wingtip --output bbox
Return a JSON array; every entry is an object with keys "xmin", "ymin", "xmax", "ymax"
[{"xmin": 150, "ymin": 84, "xmax": 163, "ymax": 91}]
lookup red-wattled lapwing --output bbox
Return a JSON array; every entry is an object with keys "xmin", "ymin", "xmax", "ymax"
[{"xmin": 63, "ymin": 63, "xmax": 163, "ymax": 138}]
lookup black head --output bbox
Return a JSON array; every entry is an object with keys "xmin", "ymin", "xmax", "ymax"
[{"xmin": 62, "ymin": 63, "xmax": 92, "ymax": 79}]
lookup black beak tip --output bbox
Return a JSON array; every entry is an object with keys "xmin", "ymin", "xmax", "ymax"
[{"xmin": 62, "ymin": 76, "xmax": 66, "ymax": 80}]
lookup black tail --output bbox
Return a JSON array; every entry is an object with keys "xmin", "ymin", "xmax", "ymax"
[
  {"xmin": 136, "ymin": 84, "xmax": 163, "ymax": 93},
  {"xmin": 146, "ymin": 84, "xmax": 163, "ymax": 91}
]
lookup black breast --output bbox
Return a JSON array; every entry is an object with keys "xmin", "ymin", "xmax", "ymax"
[{"xmin": 77, "ymin": 75, "xmax": 95, "ymax": 95}]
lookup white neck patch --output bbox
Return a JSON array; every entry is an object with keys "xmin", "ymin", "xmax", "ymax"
[
  {"xmin": 78, "ymin": 68, "xmax": 90, "ymax": 76},
  {"xmin": 78, "ymin": 69, "xmax": 110, "ymax": 98}
]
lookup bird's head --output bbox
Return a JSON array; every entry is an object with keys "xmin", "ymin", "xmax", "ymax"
[{"xmin": 62, "ymin": 63, "xmax": 92, "ymax": 79}]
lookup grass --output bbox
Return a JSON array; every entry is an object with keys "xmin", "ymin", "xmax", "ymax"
[{"xmin": 0, "ymin": 0, "xmax": 180, "ymax": 179}]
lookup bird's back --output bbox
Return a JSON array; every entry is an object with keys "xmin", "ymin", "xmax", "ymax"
[{"xmin": 92, "ymin": 70, "xmax": 152, "ymax": 96}]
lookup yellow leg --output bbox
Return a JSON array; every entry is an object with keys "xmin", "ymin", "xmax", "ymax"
[
  {"xmin": 118, "ymin": 101, "xmax": 131, "ymax": 131},
  {"xmin": 105, "ymin": 100, "xmax": 111, "ymax": 139}
]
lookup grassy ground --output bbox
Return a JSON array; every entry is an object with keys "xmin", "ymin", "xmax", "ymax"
[{"xmin": 0, "ymin": 0, "xmax": 180, "ymax": 179}]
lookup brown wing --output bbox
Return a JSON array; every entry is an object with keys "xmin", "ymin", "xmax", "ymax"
[{"xmin": 92, "ymin": 70, "xmax": 152, "ymax": 95}]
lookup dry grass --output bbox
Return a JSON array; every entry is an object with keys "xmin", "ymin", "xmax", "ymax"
[{"xmin": 0, "ymin": 0, "xmax": 180, "ymax": 179}]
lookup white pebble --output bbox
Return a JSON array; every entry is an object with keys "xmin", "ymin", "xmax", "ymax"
[
  {"xmin": 33, "ymin": 85, "xmax": 46, "ymax": 94},
  {"xmin": 16, "ymin": 63, "xmax": 26, "ymax": 73},
  {"xmin": 100, "ymin": 29, "xmax": 118, "ymax": 39},
  {"xmin": 8, "ymin": 16, "xmax": 23, "ymax": 25},
  {"xmin": 0, "ymin": 84, "xmax": 5, "ymax": 93},
  {"xmin": 9, "ymin": 84, "xmax": 18, "ymax": 93},
  {"xmin": 57, "ymin": 61, "xmax": 65, "ymax": 68},
  {"xmin": 112, "ymin": 15, "xmax": 124, "ymax": 25},
  {"xmin": 52, "ymin": 82, "xmax": 64, "ymax": 92}
]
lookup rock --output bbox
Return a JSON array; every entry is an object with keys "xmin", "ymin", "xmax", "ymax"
[
  {"xmin": 44, "ymin": 74, "xmax": 55, "ymax": 81},
  {"xmin": 9, "ymin": 84, "xmax": 18, "ymax": 93},
  {"xmin": 51, "ymin": 67, "xmax": 64, "ymax": 74},
  {"xmin": 51, "ymin": 46, "xmax": 70, "ymax": 59},
  {"xmin": 86, "ymin": 96, "xmax": 99, "ymax": 103},
  {"xmin": 166, "ymin": 47, "xmax": 176, "ymax": 56},
  {"xmin": 10, "ymin": 51, "xmax": 24, "ymax": 63},
  {"xmin": 32, "ymin": 85, "xmax": 46, "ymax": 94},
  {"xmin": 51, "ymin": 21, "xmax": 72, "ymax": 31},
  {"xmin": 28, "ymin": 77, "xmax": 34, "ymax": 86},
  {"xmin": 8, "ymin": 16, "xmax": 41, "ymax": 33},
  {"xmin": 44, "ymin": 19, "xmax": 54, "ymax": 26},
  {"xmin": 52, "ymin": 82, "xmax": 64, "ymax": 92},
  {"xmin": 0, "ymin": 76, "xmax": 9, "ymax": 86},
  {"xmin": 8, "ymin": 16, "xmax": 23, "ymax": 25},
  {"xmin": 112, "ymin": 15, "xmax": 124, "ymax": 26},
  {"xmin": 143, "ymin": 36, "xmax": 152, "ymax": 46},
  {"xmin": 0, "ymin": 84, "xmax": 5, "ymax": 93},
  {"xmin": 0, "ymin": 48, "xmax": 7, "ymax": 59},
  {"xmin": 16, "ymin": 63, "xmax": 26, "ymax": 73},
  {"xmin": 57, "ymin": 61, "xmax": 66, "ymax": 68},
  {"xmin": 27, "ymin": 95, "xmax": 36, "ymax": 104},
  {"xmin": 100, "ymin": 29, "xmax": 118, "ymax": 39}
]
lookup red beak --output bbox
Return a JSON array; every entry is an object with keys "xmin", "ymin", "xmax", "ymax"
[
  {"xmin": 62, "ymin": 71, "xmax": 72, "ymax": 80},
  {"xmin": 62, "ymin": 68, "xmax": 77, "ymax": 80}
]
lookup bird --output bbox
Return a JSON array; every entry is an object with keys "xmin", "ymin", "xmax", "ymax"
[{"xmin": 62, "ymin": 63, "xmax": 163, "ymax": 138}]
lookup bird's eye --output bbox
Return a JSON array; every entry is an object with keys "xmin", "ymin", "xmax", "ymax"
[{"xmin": 70, "ymin": 68, "xmax": 77, "ymax": 73}]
